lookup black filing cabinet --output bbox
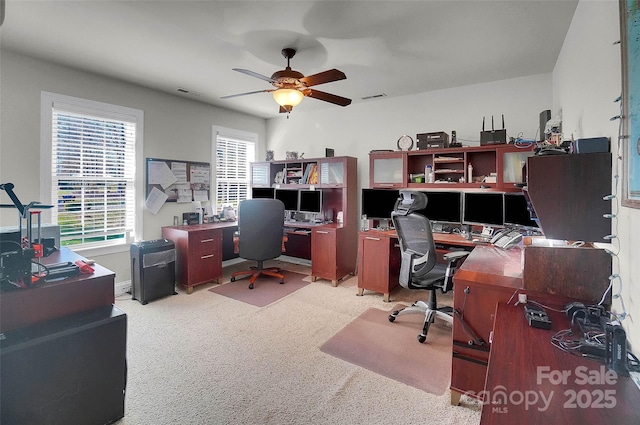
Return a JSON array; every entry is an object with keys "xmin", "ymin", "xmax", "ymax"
[
  {"xmin": 131, "ymin": 239, "xmax": 177, "ymax": 304},
  {"xmin": 0, "ymin": 305, "xmax": 127, "ymax": 425}
]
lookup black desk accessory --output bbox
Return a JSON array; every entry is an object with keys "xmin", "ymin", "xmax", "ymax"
[{"xmin": 480, "ymin": 115, "xmax": 507, "ymax": 145}]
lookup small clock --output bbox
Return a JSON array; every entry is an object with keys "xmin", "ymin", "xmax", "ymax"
[{"xmin": 397, "ymin": 135, "xmax": 414, "ymax": 151}]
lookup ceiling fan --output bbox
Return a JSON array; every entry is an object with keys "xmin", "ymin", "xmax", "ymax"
[{"xmin": 222, "ymin": 48, "xmax": 351, "ymax": 114}]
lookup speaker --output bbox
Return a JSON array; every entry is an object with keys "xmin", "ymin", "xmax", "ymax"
[
  {"xmin": 539, "ymin": 110, "xmax": 551, "ymax": 142},
  {"xmin": 0, "ymin": 306, "xmax": 127, "ymax": 425}
]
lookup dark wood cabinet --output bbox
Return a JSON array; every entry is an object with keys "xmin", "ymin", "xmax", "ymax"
[
  {"xmin": 311, "ymin": 224, "xmax": 356, "ymax": 286},
  {"xmin": 527, "ymin": 152, "xmax": 612, "ymax": 242},
  {"xmin": 356, "ymin": 231, "xmax": 401, "ymax": 302}
]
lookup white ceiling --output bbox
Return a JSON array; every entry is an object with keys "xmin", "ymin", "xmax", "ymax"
[{"xmin": 0, "ymin": 0, "xmax": 578, "ymax": 119}]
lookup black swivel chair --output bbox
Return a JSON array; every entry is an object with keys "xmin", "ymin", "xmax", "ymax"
[
  {"xmin": 230, "ymin": 198, "xmax": 286, "ymax": 289},
  {"xmin": 388, "ymin": 191, "xmax": 469, "ymax": 343}
]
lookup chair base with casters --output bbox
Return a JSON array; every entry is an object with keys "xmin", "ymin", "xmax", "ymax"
[
  {"xmin": 388, "ymin": 289, "xmax": 453, "ymax": 343},
  {"xmin": 388, "ymin": 248, "xmax": 469, "ymax": 343},
  {"xmin": 230, "ymin": 260, "xmax": 285, "ymax": 289}
]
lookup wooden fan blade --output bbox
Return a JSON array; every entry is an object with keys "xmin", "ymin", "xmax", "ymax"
[
  {"xmin": 279, "ymin": 105, "xmax": 293, "ymax": 114},
  {"xmin": 304, "ymin": 89, "xmax": 352, "ymax": 107},
  {"xmin": 300, "ymin": 69, "xmax": 346, "ymax": 87},
  {"xmin": 233, "ymin": 68, "xmax": 276, "ymax": 83},
  {"xmin": 221, "ymin": 89, "xmax": 272, "ymax": 99}
]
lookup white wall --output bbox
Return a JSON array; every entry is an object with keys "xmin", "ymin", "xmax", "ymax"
[
  {"xmin": 267, "ymin": 73, "xmax": 552, "ymax": 196},
  {"xmin": 0, "ymin": 49, "xmax": 267, "ymax": 283},
  {"xmin": 554, "ymin": 0, "xmax": 639, "ymax": 350}
]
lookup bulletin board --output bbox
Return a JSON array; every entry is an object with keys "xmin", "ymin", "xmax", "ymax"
[{"xmin": 145, "ymin": 158, "xmax": 211, "ymax": 207}]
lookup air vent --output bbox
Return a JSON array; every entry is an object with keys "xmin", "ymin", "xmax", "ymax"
[
  {"xmin": 176, "ymin": 88, "xmax": 203, "ymax": 97},
  {"xmin": 361, "ymin": 93, "xmax": 387, "ymax": 100}
]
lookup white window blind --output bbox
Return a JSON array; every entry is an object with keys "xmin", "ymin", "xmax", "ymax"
[
  {"xmin": 50, "ymin": 105, "xmax": 137, "ymax": 248},
  {"xmin": 215, "ymin": 134, "xmax": 255, "ymax": 213}
]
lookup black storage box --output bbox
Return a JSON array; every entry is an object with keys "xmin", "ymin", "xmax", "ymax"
[
  {"xmin": 417, "ymin": 132, "xmax": 449, "ymax": 149},
  {"xmin": 0, "ymin": 305, "xmax": 127, "ymax": 425},
  {"xmin": 131, "ymin": 239, "xmax": 176, "ymax": 304}
]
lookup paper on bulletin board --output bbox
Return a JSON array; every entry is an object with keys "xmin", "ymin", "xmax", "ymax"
[
  {"xmin": 148, "ymin": 161, "xmax": 177, "ymax": 189},
  {"xmin": 171, "ymin": 162, "xmax": 188, "ymax": 183},
  {"xmin": 145, "ymin": 186, "xmax": 168, "ymax": 214},
  {"xmin": 190, "ymin": 164, "xmax": 210, "ymax": 184}
]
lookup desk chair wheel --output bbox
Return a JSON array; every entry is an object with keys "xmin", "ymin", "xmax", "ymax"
[
  {"xmin": 249, "ymin": 283, "xmax": 254, "ymax": 289},
  {"xmin": 231, "ymin": 277, "xmax": 236, "ymax": 282},
  {"xmin": 388, "ymin": 311, "xmax": 400, "ymax": 322}
]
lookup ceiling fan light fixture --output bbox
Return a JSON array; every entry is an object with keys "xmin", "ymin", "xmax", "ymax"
[{"xmin": 273, "ymin": 88, "xmax": 304, "ymax": 108}]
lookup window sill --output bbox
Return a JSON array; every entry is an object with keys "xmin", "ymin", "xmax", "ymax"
[{"xmin": 68, "ymin": 243, "xmax": 130, "ymax": 258}]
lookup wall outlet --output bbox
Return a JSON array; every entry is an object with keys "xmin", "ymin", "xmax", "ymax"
[{"xmin": 518, "ymin": 293, "xmax": 527, "ymax": 304}]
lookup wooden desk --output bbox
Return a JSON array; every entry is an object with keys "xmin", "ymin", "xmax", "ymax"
[
  {"xmin": 450, "ymin": 245, "xmax": 523, "ymax": 404},
  {"xmin": 162, "ymin": 222, "xmax": 237, "ymax": 293},
  {"xmin": 0, "ymin": 248, "xmax": 115, "ymax": 333},
  {"xmin": 482, "ymin": 303, "xmax": 640, "ymax": 424},
  {"xmin": 356, "ymin": 229, "xmax": 475, "ymax": 302}
]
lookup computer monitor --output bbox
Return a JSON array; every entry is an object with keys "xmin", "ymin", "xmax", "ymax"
[
  {"xmin": 299, "ymin": 189, "xmax": 322, "ymax": 214},
  {"xmin": 361, "ymin": 189, "xmax": 400, "ymax": 220},
  {"xmin": 462, "ymin": 192, "xmax": 504, "ymax": 226},
  {"xmin": 274, "ymin": 189, "xmax": 299, "ymax": 211},
  {"xmin": 504, "ymin": 192, "xmax": 539, "ymax": 229},
  {"xmin": 419, "ymin": 191, "xmax": 462, "ymax": 224},
  {"xmin": 251, "ymin": 187, "xmax": 275, "ymax": 199}
]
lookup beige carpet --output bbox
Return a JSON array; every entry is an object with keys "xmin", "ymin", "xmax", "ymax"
[
  {"xmin": 320, "ymin": 304, "xmax": 453, "ymax": 395},
  {"xmin": 209, "ymin": 269, "xmax": 310, "ymax": 307},
  {"xmin": 113, "ymin": 259, "xmax": 481, "ymax": 425}
]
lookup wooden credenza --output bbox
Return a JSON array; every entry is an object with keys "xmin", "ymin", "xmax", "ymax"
[{"xmin": 162, "ymin": 222, "xmax": 237, "ymax": 294}]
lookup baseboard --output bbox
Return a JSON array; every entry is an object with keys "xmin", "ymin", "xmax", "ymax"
[{"xmin": 115, "ymin": 280, "xmax": 131, "ymax": 297}]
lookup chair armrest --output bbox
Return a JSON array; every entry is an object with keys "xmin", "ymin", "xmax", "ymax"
[
  {"xmin": 398, "ymin": 251, "xmax": 414, "ymax": 287},
  {"xmin": 234, "ymin": 234, "xmax": 287, "ymax": 254},
  {"xmin": 441, "ymin": 250, "xmax": 470, "ymax": 293},
  {"xmin": 443, "ymin": 250, "xmax": 469, "ymax": 265}
]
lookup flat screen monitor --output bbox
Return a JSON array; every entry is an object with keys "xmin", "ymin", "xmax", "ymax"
[
  {"xmin": 251, "ymin": 187, "xmax": 275, "ymax": 199},
  {"xmin": 361, "ymin": 189, "xmax": 400, "ymax": 220},
  {"xmin": 419, "ymin": 191, "xmax": 462, "ymax": 223},
  {"xmin": 504, "ymin": 192, "xmax": 539, "ymax": 229},
  {"xmin": 463, "ymin": 192, "xmax": 504, "ymax": 226},
  {"xmin": 299, "ymin": 189, "xmax": 322, "ymax": 213},
  {"xmin": 274, "ymin": 189, "xmax": 299, "ymax": 211}
]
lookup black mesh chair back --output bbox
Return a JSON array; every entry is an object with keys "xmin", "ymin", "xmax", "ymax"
[{"xmin": 388, "ymin": 190, "xmax": 469, "ymax": 343}]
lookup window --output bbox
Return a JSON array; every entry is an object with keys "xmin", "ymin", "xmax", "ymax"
[
  {"xmin": 41, "ymin": 92, "xmax": 143, "ymax": 254},
  {"xmin": 213, "ymin": 127, "xmax": 256, "ymax": 214}
]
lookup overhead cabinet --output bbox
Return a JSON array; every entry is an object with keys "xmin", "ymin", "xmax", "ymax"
[{"xmin": 369, "ymin": 144, "xmax": 534, "ymax": 191}]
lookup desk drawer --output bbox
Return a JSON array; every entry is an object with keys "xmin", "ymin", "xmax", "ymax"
[{"xmin": 188, "ymin": 230, "xmax": 219, "ymax": 255}]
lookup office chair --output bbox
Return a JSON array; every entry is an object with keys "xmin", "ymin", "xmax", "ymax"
[
  {"xmin": 230, "ymin": 198, "xmax": 286, "ymax": 289},
  {"xmin": 388, "ymin": 191, "xmax": 469, "ymax": 343}
]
